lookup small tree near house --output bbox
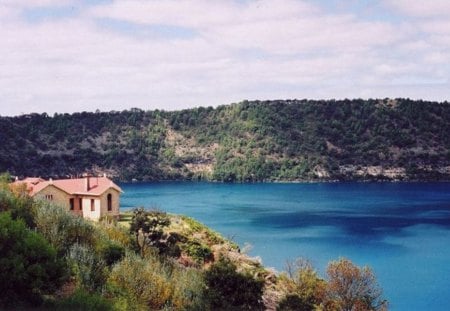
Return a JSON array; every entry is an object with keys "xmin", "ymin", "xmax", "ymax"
[{"xmin": 129, "ymin": 207, "xmax": 170, "ymax": 257}]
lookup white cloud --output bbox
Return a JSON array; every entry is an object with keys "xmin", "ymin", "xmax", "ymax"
[
  {"xmin": 383, "ymin": 0, "xmax": 450, "ymax": 17},
  {"xmin": 0, "ymin": 0, "xmax": 449, "ymax": 116},
  {"xmin": 88, "ymin": 0, "xmax": 402, "ymax": 54},
  {"xmin": 88, "ymin": 0, "xmax": 318, "ymax": 29}
]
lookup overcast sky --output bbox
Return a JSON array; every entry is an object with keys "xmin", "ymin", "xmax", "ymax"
[{"xmin": 1, "ymin": 0, "xmax": 449, "ymax": 116}]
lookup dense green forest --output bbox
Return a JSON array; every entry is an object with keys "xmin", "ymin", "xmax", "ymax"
[
  {"xmin": 1, "ymin": 98, "xmax": 450, "ymax": 181},
  {"xmin": 1, "ymin": 175, "xmax": 387, "ymax": 310}
]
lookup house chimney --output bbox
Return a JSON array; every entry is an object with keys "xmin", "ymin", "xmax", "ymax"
[
  {"xmin": 85, "ymin": 176, "xmax": 90, "ymax": 191},
  {"xmin": 49, "ymin": 178, "xmax": 53, "ymax": 184}
]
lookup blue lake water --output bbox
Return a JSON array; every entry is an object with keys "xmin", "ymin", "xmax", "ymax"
[{"xmin": 119, "ymin": 182, "xmax": 450, "ymax": 311}]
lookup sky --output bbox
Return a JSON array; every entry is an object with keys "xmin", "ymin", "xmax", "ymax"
[{"xmin": 1, "ymin": 0, "xmax": 449, "ymax": 116}]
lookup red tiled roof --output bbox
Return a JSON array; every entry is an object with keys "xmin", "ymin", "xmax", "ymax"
[{"xmin": 13, "ymin": 177, "xmax": 122, "ymax": 197}]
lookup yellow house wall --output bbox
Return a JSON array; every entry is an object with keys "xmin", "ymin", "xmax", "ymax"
[
  {"xmin": 34, "ymin": 185, "xmax": 71, "ymax": 209},
  {"xmin": 99, "ymin": 189, "xmax": 120, "ymax": 218}
]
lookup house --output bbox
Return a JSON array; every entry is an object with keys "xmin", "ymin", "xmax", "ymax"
[{"xmin": 13, "ymin": 176, "xmax": 122, "ymax": 221}]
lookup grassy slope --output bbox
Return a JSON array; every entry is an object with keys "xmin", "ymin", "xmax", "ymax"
[
  {"xmin": 118, "ymin": 211, "xmax": 280, "ymax": 307},
  {"xmin": 118, "ymin": 211, "xmax": 259, "ymax": 270}
]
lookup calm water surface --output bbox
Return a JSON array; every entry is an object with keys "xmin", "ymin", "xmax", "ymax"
[{"xmin": 120, "ymin": 182, "xmax": 450, "ymax": 311}]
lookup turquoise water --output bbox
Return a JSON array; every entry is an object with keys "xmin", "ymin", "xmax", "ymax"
[{"xmin": 120, "ymin": 182, "xmax": 450, "ymax": 311}]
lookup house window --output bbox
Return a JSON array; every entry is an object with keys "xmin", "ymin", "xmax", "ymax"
[
  {"xmin": 79, "ymin": 198, "xmax": 83, "ymax": 209},
  {"xmin": 69, "ymin": 198, "xmax": 74, "ymax": 210},
  {"xmin": 91, "ymin": 199, "xmax": 95, "ymax": 212},
  {"xmin": 44, "ymin": 194, "xmax": 53, "ymax": 201},
  {"xmin": 107, "ymin": 194, "xmax": 112, "ymax": 211}
]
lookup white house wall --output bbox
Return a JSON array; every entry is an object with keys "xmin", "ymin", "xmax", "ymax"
[{"xmin": 82, "ymin": 198, "xmax": 101, "ymax": 221}]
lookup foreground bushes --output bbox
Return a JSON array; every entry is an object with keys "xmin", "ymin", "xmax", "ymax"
[
  {"xmin": 107, "ymin": 251, "xmax": 205, "ymax": 310},
  {"xmin": 0, "ymin": 174, "xmax": 35, "ymax": 227},
  {"xmin": 203, "ymin": 257, "xmax": 265, "ymax": 310},
  {"xmin": 0, "ymin": 213, "xmax": 66, "ymax": 308},
  {"xmin": 325, "ymin": 258, "xmax": 387, "ymax": 311},
  {"xmin": 278, "ymin": 258, "xmax": 387, "ymax": 311},
  {"xmin": 44, "ymin": 288, "xmax": 113, "ymax": 311},
  {"xmin": 277, "ymin": 259, "xmax": 325, "ymax": 311},
  {"xmin": 67, "ymin": 243, "xmax": 108, "ymax": 292},
  {"xmin": 0, "ymin": 176, "xmax": 387, "ymax": 310},
  {"xmin": 34, "ymin": 202, "xmax": 97, "ymax": 255}
]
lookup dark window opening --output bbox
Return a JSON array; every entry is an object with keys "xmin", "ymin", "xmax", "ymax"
[
  {"xmin": 69, "ymin": 198, "xmax": 74, "ymax": 210},
  {"xmin": 91, "ymin": 199, "xmax": 95, "ymax": 212},
  {"xmin": 79, "ymin": 198, "xmax": 83, "ymax": 210},
  {"xmin": 107, "ymin": 193, "xmax": 112, "ymax": 211}
]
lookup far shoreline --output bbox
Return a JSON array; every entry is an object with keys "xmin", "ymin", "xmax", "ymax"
[{"xmin": 118, "ymin": 178, "xmax": 450, "ymax": 184}]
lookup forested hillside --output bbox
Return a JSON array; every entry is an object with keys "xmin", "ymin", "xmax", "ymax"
[{"xmin": 2, "ymin": 98, "xmax": 450, "ymax": 181}]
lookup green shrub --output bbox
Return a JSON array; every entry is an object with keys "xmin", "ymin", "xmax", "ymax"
[
  {"xmin": 277, "ymin": 294, "xmax": 314, "ymax": 311},
  {"xmin": 67, "ymin": 243, "xmax": 107, "ymax": 292},
  {"xmin": 171, "ymin": 267, "xmax": 206, "ymax": 311},
  {"xmin": 203, "ymin": 257, "xmax": 264, "ymax": 310},
  {"xmin": 184, "ymin": 240, "xmax": 213, "ymax": 264},
  {"xmin": 166, "ymin": 231, "xmax": 188, "ymax": 244},
  {"xmin": 159, "ymin": 232, "xmax": 183, "ymax": 258},
  {"xmin": 107, "ymin": 252, "xmax": 174, "ymax": 309},
  {"xmin": 97, "ymin": 221, "xmax": 131, "ymax": 248},
  {"xmin": 181, "ymin": 215, "xmax": 204, "ymax": 233},
  {"xmin": 277, "ymin": 259, "xmax": 325, "ymax": 311},
  {"xmin": 181, "ymin": 216, "xmax": 238, "ymax": 249},
  {"xmin": 49, "ymin": 288, "xmax": 113, "ymax": 311},
  {"xmin": 34, "ymin": 201, "xmax": 96, "ymax": 254},
  {"xmin": 129, "ymin": 207, "xmax": 170, "ymax": 256},
  {"xmin": 0, "ymin": 176, "xmax": 36, "ymax": 228},
  {"xmin": 0, "ymin": 212, "xmax": 66, "ymax": 308},
  {"xmin": 107, "ymin": 252, "xmax": 204, "ymax": 310},
  {"xmin": 101, "ymin": 242, "xmax": 125, "ymax": 266}
]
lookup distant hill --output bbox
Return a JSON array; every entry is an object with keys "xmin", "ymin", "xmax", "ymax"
[{"xmin": 2, "ymin": 98, "xmax": 450, "ymax": 181}]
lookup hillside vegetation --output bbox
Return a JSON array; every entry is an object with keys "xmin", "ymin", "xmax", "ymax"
[{"xmin": 2, "ymin": 98, "xmax": 450, "ymax": 181}]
